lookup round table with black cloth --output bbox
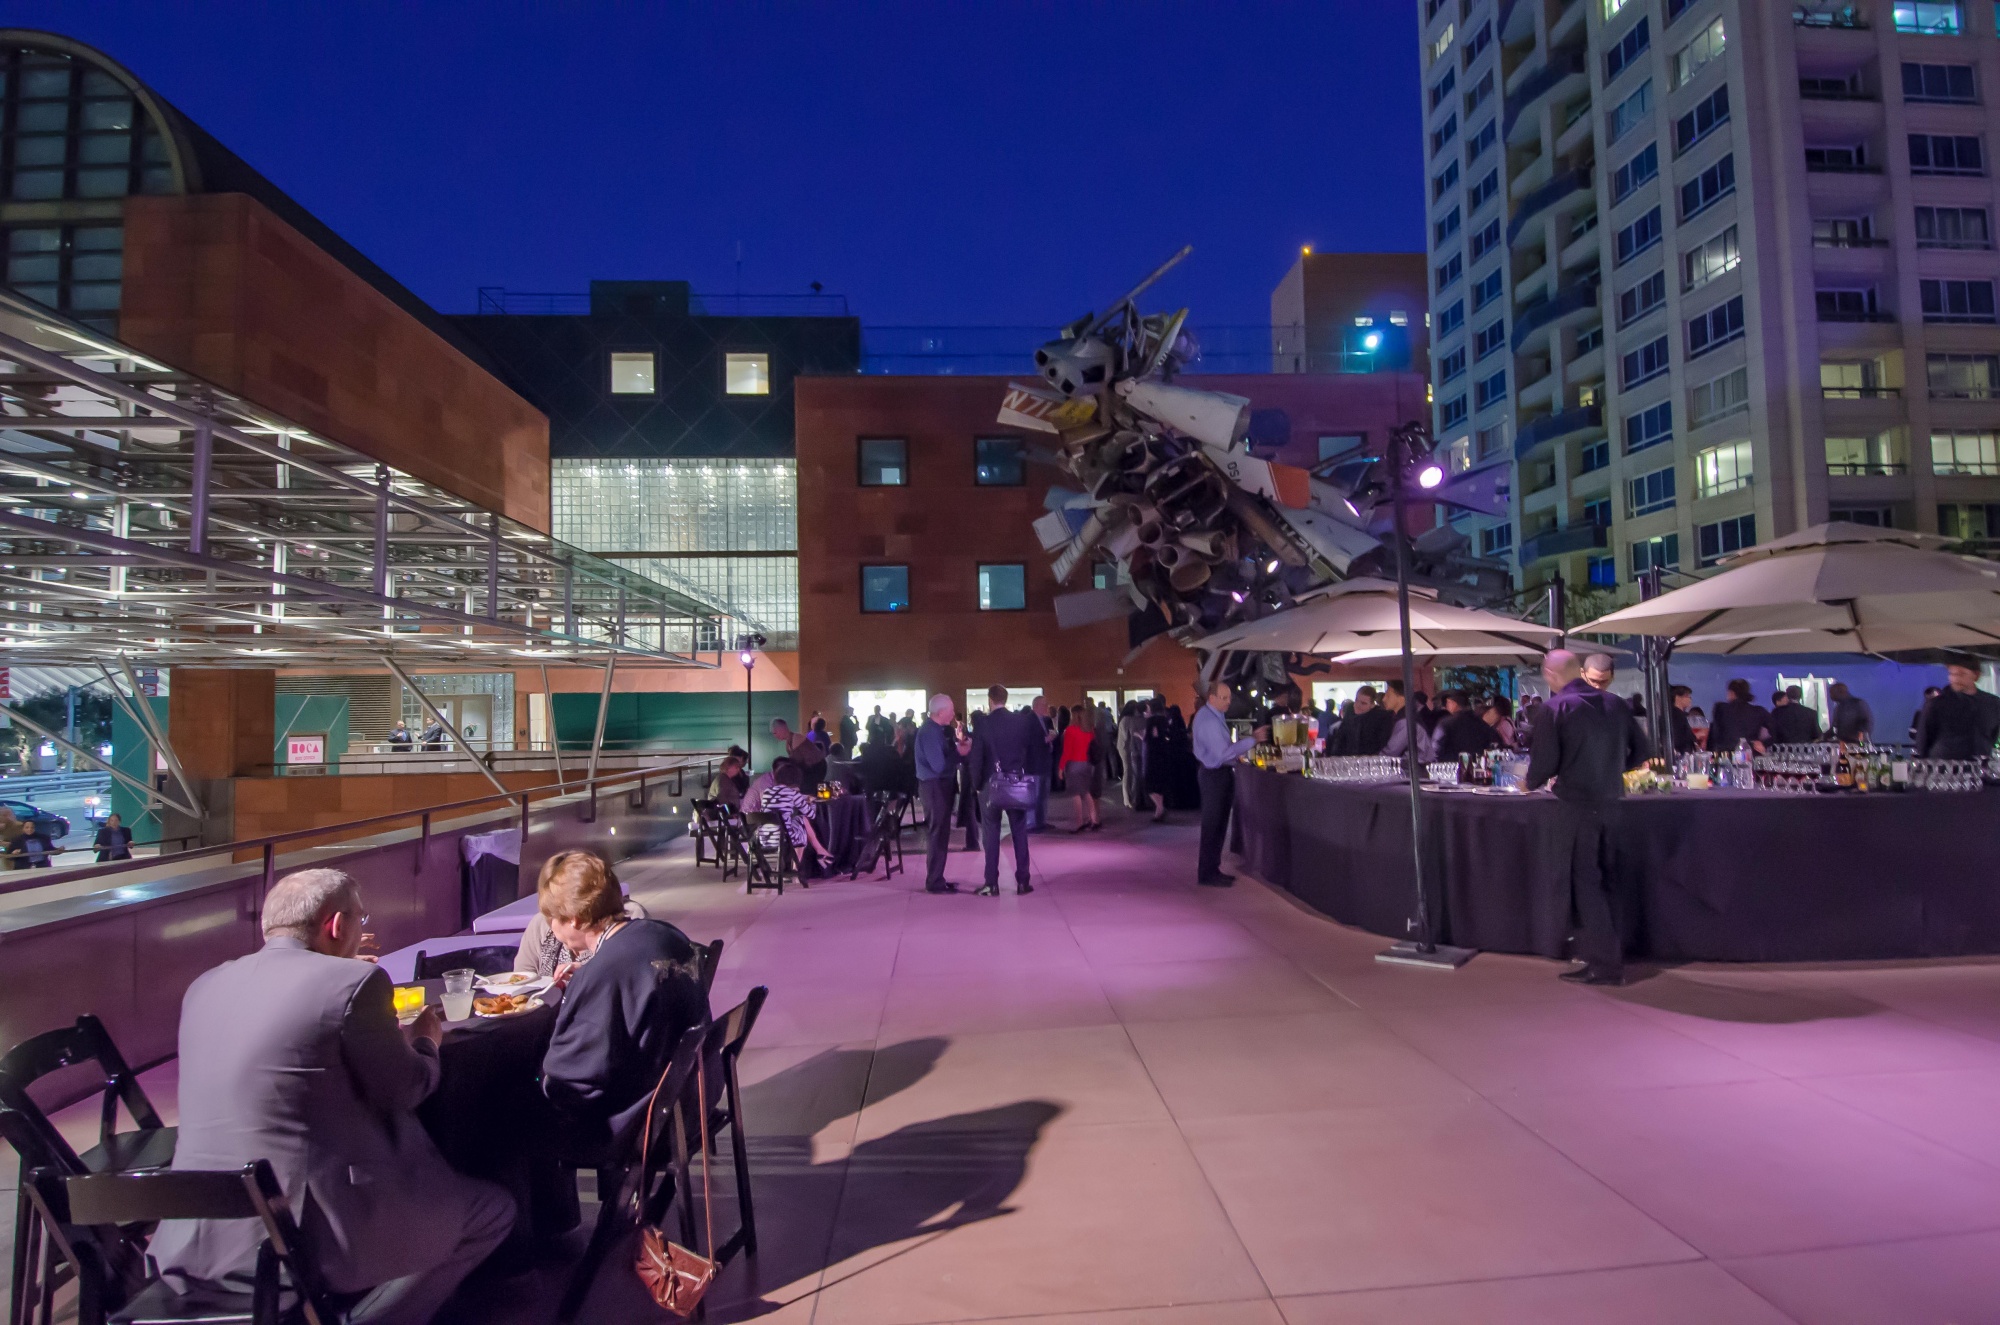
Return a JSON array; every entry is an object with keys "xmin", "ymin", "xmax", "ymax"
[
  {"xmin": 1231, "ymin": 766, "xmax": 2000, "ymax": 963},
  {"xmin": 415, "ymin": 981, "xmax": 579, "ymax": 1238},
  {"xmin": 810, "ymin": 794, "xmax": 875, "ymax": 876}
]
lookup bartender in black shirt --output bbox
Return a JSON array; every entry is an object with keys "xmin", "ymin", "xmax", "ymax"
[
  {"xmin": 1916, "ymin": 660, "xmax": 2000, "ymax": 759},
  {"xmin": 1706, "ymin": 679, "xmax": 1770, "ymax": 754},
  {"xmin": 1668, "ymin": 685, "xmax": 1698, "ymax": 755},
  {"xmin": 1527, "ymin": 649, "xmax": 1651, "ymax": 986}
]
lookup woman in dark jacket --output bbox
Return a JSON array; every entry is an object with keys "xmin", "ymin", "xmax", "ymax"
[{"xmin": 538, "ymin": 851, "xmax": 710, "ymax": 1163}]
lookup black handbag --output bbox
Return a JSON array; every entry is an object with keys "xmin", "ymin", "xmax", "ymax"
[{"xmin": 985, "ymin": 764, "xmax": 1038, "ymax": 811}]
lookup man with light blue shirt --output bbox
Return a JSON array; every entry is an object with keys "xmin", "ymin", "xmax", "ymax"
[
  {"xmin": 914, "ymin": 693, "xmax": 974, "ymax": 893},
  {"xmin": 1193, "ymin": 680, "xmax": 1268, "ymax": 887}
]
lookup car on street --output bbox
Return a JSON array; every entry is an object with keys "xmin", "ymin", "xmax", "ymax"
[{"xmin": 0, "ymin": 798, "xmax": 71, "ymax": 841}]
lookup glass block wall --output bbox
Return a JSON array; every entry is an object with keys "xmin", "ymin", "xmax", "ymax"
[{"xmin": 551, "ymin": 458, "xmax": 798, "ymax": 643}]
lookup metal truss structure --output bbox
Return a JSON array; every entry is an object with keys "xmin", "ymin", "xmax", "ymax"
[{"xmin": 0, "ymin": 291, "xmax": 727, "ymax": 670}]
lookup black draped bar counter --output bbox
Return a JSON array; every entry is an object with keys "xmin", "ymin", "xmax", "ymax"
[{"xmin": 1231, "ymin": 766, "xmax": 2000, "ymax": 962}]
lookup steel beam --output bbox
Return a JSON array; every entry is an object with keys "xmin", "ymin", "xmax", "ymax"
[
  {"xmin": 586, "ymin": 651, "xmax": 617, "ymax": 790},
  {"xmin": 107, "ymin": 657, "xmax": 205, "ymax": 816},
  {"xmin": 2, "ymin": 701, "xmax": 198, "ymax": 818},
  {"xmin": 380, "ymin": 654, "xmax": 510, "ymax": 797}
]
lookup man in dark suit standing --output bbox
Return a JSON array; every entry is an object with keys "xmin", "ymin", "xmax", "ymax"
[
  {"xmin": 1768, "ymin": 689, "xmax": 1822, "ymax": 744},
  {"xmin": 970, "ymin": 685, "xmax": 1039, "ymax": 896},
  {"xmin": 1916, "ymin": 659, "xmax": 2000, "ymax": 758},
  {"xmin": 1707, "ymin": 679, "xmax": 1771, "ymax": 754},
  {"xmin": 1528, "ymin": 650, "xmax": 1651, "ymax": 986},
  {"xmin": 913, "ymin": 694, "xmax": 973, "ymax": 893}
]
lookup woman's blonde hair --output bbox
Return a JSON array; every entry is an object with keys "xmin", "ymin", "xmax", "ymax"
[{"xmin": 536, "ymin": 849, "xmax": 624, "ymax": 926}]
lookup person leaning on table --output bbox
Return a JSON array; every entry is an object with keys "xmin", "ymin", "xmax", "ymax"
[
  {"xmin": 1192, "ymin": 679, "xmax": 1269, "ymax": 888},
  {"xmin": 150, "ymin": 868, "xmax": 514, "ymax": 1325},
  {"xmin": 538, "ymin": 850, "xmax": 710, "ymax": 1165},
  {"xmin": 1527, "ymin": 650, "xmax": 1651, "ymax": 988}
]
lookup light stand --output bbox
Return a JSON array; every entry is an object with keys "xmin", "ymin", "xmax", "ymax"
[
  {"xmin": 737, "ymin": 634, "xmax": 760, "ymax": 762},
  {"xmin": 1373, "ymin": 424, "xmax": 1476, "ymax": 971}
]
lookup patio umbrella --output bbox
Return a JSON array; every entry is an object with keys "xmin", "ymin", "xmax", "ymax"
[
  {"xmin": 1199, "ymin": 577, "xmax": 1563, "ymax": 655},
  {"xmin": 1573, "ymin": 522, "xmax": 2000, "ymax": 654}
]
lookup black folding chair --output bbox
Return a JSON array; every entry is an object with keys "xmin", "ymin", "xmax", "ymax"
[
  {"xmin": 694, "ymin": 939, "xmax": 725, "ymax": 996},
  {"xmin": 2, "ymin": 1016, "xmax": 176, "ymax": 1325},
  {"xmin": 691, "ymin": 987, "xmax": 768, "ymax": 1265},
  {"xmin": 690, "ymin": 799, "xmax": 724, "ymax": 869},
  {"xmin": 857, "ymin": 792, "xmax": 910, "ymax": 881},
  {"xmin": 741, "ymin": 814, "xmax": 801, "ymax": 895},
  {"xmin": 411, "ymin": 945, "xmax": 518, "ymax": 979},
  {"xmin": 556, "ymin": 1024, "xmax": 709, "ymax": 1325},
  {"xmin": 49, "ymin": 1159, "xmax": 337, "ymax": 1325}
]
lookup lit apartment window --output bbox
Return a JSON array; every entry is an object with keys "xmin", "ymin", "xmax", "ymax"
[
  {"xmin": 861, "ymin": 565, "xmax": 911, "ymax": 613},
  {"xmin": 1932, "ymin": 430, "xmax": 2000, "ymax": 475},
  {"xmin": 1827, "ymin": 433, "xmax": 1906, "ymax": 476},
  {"xmin": 977, "ymin": 563, "xmax": 1027, "ymax": 611},
  {"xmin": 1893, "ymin": 2, "xmax": 1962, "ymax": 34},
  {"xmin": 608, "ymin": 351, "xmax": 656, "ymax": 395},
  {"xmin": 1697, "ymin": 514, "xmax": 1756, "ymax": 566},
  {"xmin": 1822, "ymin": 359, "xmax": 1891, "ymax": 398},
  {"xmin": 1928, "ymin": 353, "xmax": 1998, "ymax": 398},
  {"xmin": 1689, "ymin": 366, "xmax": 1749, "ymax": 428},
  {"xmin": 974, "ymin": 437, "xmax": 1026, "ymax": 486},
  {"xmin": 725, "ymin": 352, "xmax": 771, "ymax": 395},
  {"xmin": 1682, "ymin": 224, "xmax": 1740, "ymax": 291},
  {"xmin": 1938, "ymin": 502, "xmax": 2000, "ymax": 539},
  {"xmin": 1671, "ymin": 18, "xmax": 1726, "ymax": 90},
  {"xmin": 1696, "ymin": 439, "xmax": 1754, "ymax": 497},
  {"xmin": 858, "ymin": 438, "xmax": 908, "ymax": 486}
]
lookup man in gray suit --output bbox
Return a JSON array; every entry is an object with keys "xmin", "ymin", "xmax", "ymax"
[{"xmin": 149, "ymin": 869, "xmax": 514, "ymax": 1325}]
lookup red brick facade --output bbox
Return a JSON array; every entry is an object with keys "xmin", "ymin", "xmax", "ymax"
[{"xmin": 794, "ymin": 372, "xmax": 1428, "ymax": 724}]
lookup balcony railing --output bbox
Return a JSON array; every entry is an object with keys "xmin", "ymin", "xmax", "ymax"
[
  {"xmin": 1828, "ymin": 462, "xmax": 1909, "ymax": 475},
  {"xmin": 1507, "ymin": 163, "xmax": 1594, "ymax": 246},
  {"xmin": 1819, "ymin": 309, "xmax": 1897, "ymax": 323},
  {"xmin": 1931, "ymin": 387, "xmax": 1997, "ymax": 399},
  {"xmin": 1512, "ymin": 276, "xmax": 1601, "ymax": 351},
  {"xmin": 1793, "ymin": 5, "xmax": 1867, "ymax": 29},
  {"xmin": 1521, "ymin": 522, "xmax": 1609, "ymax": 563},
  {"xmin": 1503, "ymin": 45, "xmax": 1588, "ymax": 139},
  {"xmin": 1814, "ymin": 234, "xmax": 1890, "ymax": 248},
  {"xmin": 1805, "ymin": 159, "xmax": 1883, "ymax": 174},
  {"xmin": 1514, "ymin": 403, "xmax": 1604, "ymax": 459},
  {"xmin": 1821, "ymin": 385, "xmax": 1902, "ymax": 398}
]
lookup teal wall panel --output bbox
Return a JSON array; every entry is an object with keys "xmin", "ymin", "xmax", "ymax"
[{"xmin": 552, "ymin": 690, "xmax": 799, "ymax": 771}]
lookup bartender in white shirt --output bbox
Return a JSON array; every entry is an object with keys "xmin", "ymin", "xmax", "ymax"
[{"xmin": 1192, "ymin": 680, "xmax": 1269, "ymax": 888}]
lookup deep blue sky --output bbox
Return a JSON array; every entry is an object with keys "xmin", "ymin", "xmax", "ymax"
[{"xmin": 17, "ymin": 3, "xmax": 1425, "ymax": 327}]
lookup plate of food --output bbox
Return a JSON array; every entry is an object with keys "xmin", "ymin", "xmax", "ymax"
[
  {"xmin": 472, "ymin": 992, "xmax": 545, "ymax": 1018},
  {"xmin": 475, "ymin": 971, "xmax": 547, "ymax": 993}
]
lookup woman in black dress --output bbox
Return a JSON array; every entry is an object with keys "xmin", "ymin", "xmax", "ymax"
[{"xmin": 1141, "ymin": 697, "xmax": 1176, "ymax": 821}]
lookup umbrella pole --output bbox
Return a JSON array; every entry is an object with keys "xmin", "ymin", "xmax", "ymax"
[{"xmin": 1378, "ymin": 430, "xmax": 1475, "ymax": 971}]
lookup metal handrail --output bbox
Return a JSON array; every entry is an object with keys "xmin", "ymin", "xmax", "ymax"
[{"xmin": 0, "ymin": 753, "xmax": 723, "ymax": 901}]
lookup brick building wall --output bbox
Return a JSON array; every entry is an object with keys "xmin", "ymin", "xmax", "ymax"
[
  {"xmin": 119, "ymin": 193, "xmax": 552, "ymax": 530},
  {"xmin": 794, "ymin": 372, "xmax": 1428, "ymax": 725}
]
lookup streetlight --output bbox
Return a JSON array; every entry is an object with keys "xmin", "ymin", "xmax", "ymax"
[
  {"xmin": 737, "ymin": 632, "xmax": 766, "ymax": 760},
  {"xmin": 1339, "ymin": 421, "xmax": 1475, "ymax": 971}
]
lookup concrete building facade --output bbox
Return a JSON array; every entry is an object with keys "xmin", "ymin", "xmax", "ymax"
[
  {"xmin": 1271, "ymin": 249, "xmax": 1433, "ymax": 374},
  {"xmin": 1419, "ymin": 0, "xmax": 2000, "ymax": 600}
]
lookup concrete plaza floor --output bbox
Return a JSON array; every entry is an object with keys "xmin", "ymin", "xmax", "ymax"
[{"xmin": 15, "ymin": 804, "xmax": 2000, "ymax": 1322}]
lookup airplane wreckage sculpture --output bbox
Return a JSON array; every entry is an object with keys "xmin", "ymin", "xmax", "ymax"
[{"xmin": 997, "ymin": 248, "xmax": 1507, "ymax": 666}]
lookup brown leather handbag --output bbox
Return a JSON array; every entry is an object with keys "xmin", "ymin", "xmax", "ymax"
[{"xmin": 633, "ymin": 1055, "xmax": 717, "ymax": 1316}]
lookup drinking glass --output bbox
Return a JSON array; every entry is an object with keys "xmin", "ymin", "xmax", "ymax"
[
  {"xmin": 392, "ymin": 985, "xmax": 426, "ymax": 1021},
  {"xmin": 441, "ymin": 969, "xmax": 475, "ymax": 1021}
]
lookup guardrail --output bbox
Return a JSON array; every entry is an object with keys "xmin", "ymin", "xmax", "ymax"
[{"xmin": 0, "ymin": 752, "xmax": 723, "ymax": 900}]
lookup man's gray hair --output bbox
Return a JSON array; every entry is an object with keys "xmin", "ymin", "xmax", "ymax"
[
  {"xmin": 927, "ymin": 693, "xmax": 954, "ymax": 718},
  {"xmin": 1584, "ymin": 653, "xmax": 1616, "ymax": 674},
  {"xmin": 262, "ymin": 868, "xmax": 359, "ymax": 941}
]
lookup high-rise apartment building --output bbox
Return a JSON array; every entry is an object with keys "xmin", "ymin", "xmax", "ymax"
[{"xmin": 1420, "ymin": 0, "xmax": 2000, "ymax": 598}]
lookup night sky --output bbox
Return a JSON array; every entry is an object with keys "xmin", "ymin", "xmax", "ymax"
[{"xmin": 14, "ymin": 3, "xmax": 1424, "ymax": 329}]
